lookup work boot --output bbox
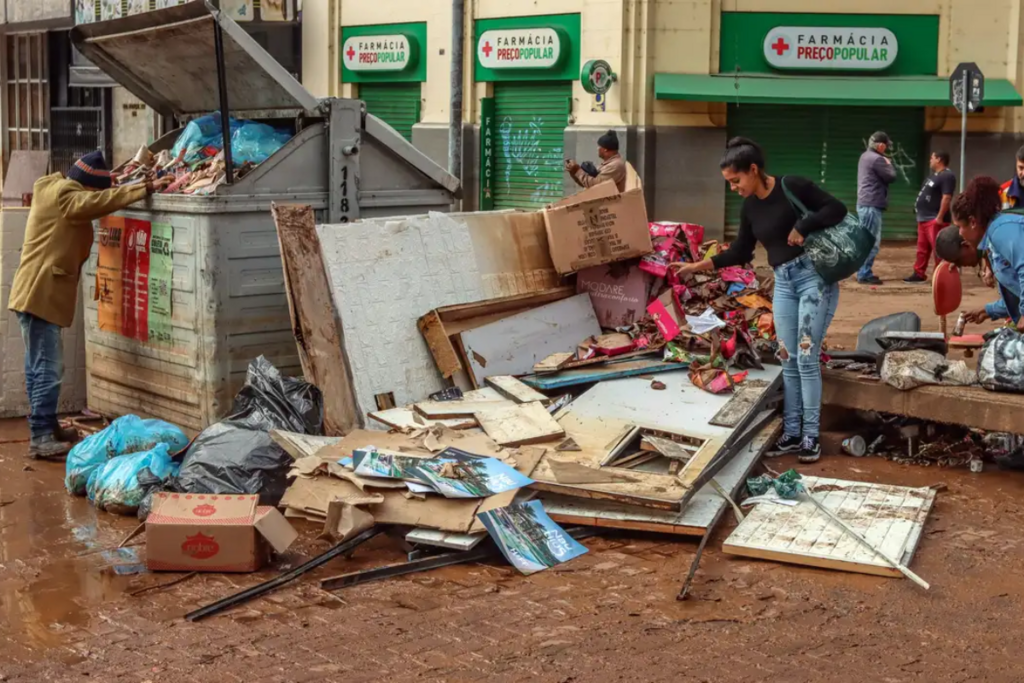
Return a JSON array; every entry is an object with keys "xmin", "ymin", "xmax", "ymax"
[
  {"xmin": 28, "ymin": 434, "xmax": 72, "ymax": 460},
  {"xmin": 903, "ymin": 273, "xmax": 927, "ymax": 284},
  {"xmin": 54, "ymin": 423, "xmax": 80, "ymax": 444},
  {"xmin": 798, "ymin": 436, "xmax": 822, "ymax": 464},
  {"xmin": 857, "ymin": 275, "xmax": 883, "ymax": 285}
]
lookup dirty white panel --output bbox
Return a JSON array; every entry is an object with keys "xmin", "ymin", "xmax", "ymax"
[
  {"xmin": 724, "ymin": 477, "xmax": 936, "ymax": 578},
  {"xmin": 406, "ymin": 528, "xmax": 486, "ymax": 551},
  {"xmin": 460, "ymin": 293, "xmax": 601, "ymax": 383},
  {"xmin": 319, "ymin": 213, "xmax": 556, "ymax": 427},
  {"xmin": 541, "ymin": 416, "xmax": 780, "ymax": 535}
]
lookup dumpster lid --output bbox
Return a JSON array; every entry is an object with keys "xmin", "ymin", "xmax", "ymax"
[{"xmin": 70, "ymin": 0, "xmax": 319, "ymax": 117}]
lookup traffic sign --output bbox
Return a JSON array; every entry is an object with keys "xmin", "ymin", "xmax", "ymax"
[{"xmin": 950, "ymin": 62, "xmax": 985, "ymax": 114}]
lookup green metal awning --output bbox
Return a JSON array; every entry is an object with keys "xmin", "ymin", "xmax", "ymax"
[{"xmin": 654, "ymin": 74, "xmax": 1024, "ymax": 107}]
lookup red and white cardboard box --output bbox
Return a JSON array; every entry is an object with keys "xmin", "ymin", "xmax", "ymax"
[{"xmin": 146, "ymin": 493, "xmax": 297, "ymax": 573}]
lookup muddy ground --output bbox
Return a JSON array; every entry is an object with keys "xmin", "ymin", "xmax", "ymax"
[{"xmin": 0, "ymin": 244, "xmax": 1019, "ymax": 682}]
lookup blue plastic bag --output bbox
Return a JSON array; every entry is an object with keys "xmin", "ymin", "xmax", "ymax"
[
  {"xmin": 87, "ymin": 443, "xmax": 178, "ymax": 514},
  {"xmin": 230, "ymin": 122, "xmax": 291, "ymax": 165},
  {"xmin": 65, "ymin": 415, "xmax": 189, "ymax": 496},
  {"xmin": 170, "ymin": 112, "xmax": 242, "ymax": 164}
]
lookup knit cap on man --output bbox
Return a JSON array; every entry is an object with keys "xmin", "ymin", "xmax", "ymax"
[
  {"xmin": 598, "ymin": 130, "xmax": 619, "ymax": 151},
  {"xmin": 67, "ymin": 150, "xmax": 112, "ymax": 190}
]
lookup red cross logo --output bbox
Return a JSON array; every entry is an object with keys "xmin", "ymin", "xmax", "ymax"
[
  {"xmin": 346, "ymin": 46, "xmax": 355, "ymax": 61},
  {"xmin": 482, "ymin": 41, "xmax": 493, "ymax": 57},
  {"xmin": 771, "ymin": 37, "xmax": 789, "ymax": 56}
]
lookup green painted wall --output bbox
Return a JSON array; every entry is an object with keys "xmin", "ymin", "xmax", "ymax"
[
  {"xmin": 719, "ymin": 13, "xmax": 939, "ymax": 76},
  {"xmin": 474, "ymin": 14, "xmax": 581, "ymax": 83},
  {"xmin": 340, "ymin": 22, "xmax": 427, "ymax": 83}
]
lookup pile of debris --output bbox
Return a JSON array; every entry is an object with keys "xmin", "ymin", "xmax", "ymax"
[{"xmin": 112, "ymin": 113, "xmax": 289, "ymax": 194}]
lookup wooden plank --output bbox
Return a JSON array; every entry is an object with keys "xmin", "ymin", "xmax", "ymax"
[
  {"xmin": 368, "ymin": 407, "xmax": 477, "ymax": 431},
  {"xmin": 474, "ymin": 402, "xmax": 565, "ymax": 447},
  {"xmin": 414, "ymin": 398, "xmax": 515, "ymax": 419},
  {"xmin": 521, "ymin": 359, "xmax": 689, "ymax": 391},
  {"xmin": 418, "ymin": 287, "xmax": 575, "ymax": 378},
  {"xmin": 534, "ymin": 352, "xmax": 574, "ymax": 373},
  {"xmin": 485, "ymin": 375, "xmax": 549, "ymax": 404},
  {"xmin": 710, "ymin": 385, "xmax": 771, "ymax": 428},
  {"xmin": 542, "ymin": 417, "xmax": 780, "ymax": 536},
  {"xmin": 822, "ymin": 368, "xmax": 1024, "ymax": 433},
  {"xmin": 459, "ymin": 293, "xmax": 602, "ymax": 385},
  {"xmin": 272, "ymin": 204, "xmax": 359, "ymax": 435},
  {"xmin": 641, "ymin": 435, "xmax": 697, "ymax": 461},
  {"xmin": 723, "ymin": 476, "xmax": 936, "ymax": 578}
]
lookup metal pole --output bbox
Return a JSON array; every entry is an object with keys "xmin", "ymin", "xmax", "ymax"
[
  {"xmin": 213, "ymin": 15, "xmax": 234, "ymax": 185},
  {"xmin": 448, "ymin": 0, "xmax": 465, "ymax": 185},
  {"xmin": 960, "ymin": 70, "xmax": 968, "ymax": 191}
]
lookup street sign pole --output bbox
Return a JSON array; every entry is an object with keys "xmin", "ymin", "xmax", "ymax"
[{"xmin": 960, "ymin": 70, "xmax": 968, "ymax": 191}]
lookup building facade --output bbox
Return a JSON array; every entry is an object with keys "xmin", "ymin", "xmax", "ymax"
[{"xmin": 303, "ymin": 0, "xmax": 1024, "ymax": 240}]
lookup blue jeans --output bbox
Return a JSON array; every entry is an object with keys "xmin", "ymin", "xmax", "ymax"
[
  {"xmin": 773, "ymin": 255, "xmax": 840, "ymax": 439},
  {"xmin": 17, "ymin": 312, "xmax": 63, "ymax": 439},
  {"xmin": 856, "ymin": 205, "xmax": 883, "ymax": 280}
]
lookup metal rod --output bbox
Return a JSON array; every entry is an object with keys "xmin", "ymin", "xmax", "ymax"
[
  {"xmin": 448, "ymin": 0, "xmax": 465, "ymax": 188},
  {"xmin": 677, "ymin": 523, "xmax": 713, "ymax": 601},
  {"xmin": 803, "ymin": 487, "xmax": 930, "ymax": 590},
  {"xmin": 212, "ymin": 14, "xmax": 234, "ymax": 184},
  {"xmin": 959, "ymin": 70, "xmax": 968, "ymax": 191},
  {"xmin": 185, "ymin": 527, "xmax": 384, "ymax": 622},
  {"xmin": 322, "ymin": 544, "xmax": 497, "ymax": 591}
]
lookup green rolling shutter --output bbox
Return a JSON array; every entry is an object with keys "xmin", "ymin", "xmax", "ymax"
[
  {"xmin": 820, "ymin": 107, "xmax": 925, "ymax": 240},
  {"xmin": 492, "ymin": 81, "xmax": 571, "ymax": 210},
  {"xmin": 725, "ymin": 105, "xmax": 925, "ymax": 240},
  {"xmin": 359, "ymin": 83, "xmax": 421, "ymax": 142}
]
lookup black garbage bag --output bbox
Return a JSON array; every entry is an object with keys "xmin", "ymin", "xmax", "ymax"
[{"xmin": 172, "ymin": 356, "xmax": 324, "ymax": 505}]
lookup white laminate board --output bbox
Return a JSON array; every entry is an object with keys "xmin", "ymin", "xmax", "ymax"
[{"xmin": 460, "ymin": 293, "xmax": 601, "ymax": 384}]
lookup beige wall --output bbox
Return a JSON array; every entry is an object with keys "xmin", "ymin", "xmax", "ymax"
[
  {"xmin": 303, "ymin": 0, "xmax": 1024, "ymax": 135},
  {"xmin": 111, "ymin": 88, "xmax": 157, "ymax": 166}
]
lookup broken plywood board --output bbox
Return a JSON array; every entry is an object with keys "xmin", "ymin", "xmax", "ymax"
[
  {"xmin": 474, "ymin": 402, "xmax": 565, "ymax": 447},
  {"xmin": 709, "ymin": 383, "xmax": 777, "ymax": 428},
  {"xmin": 273, "ymin": 204, "xmax": 360, "ymax": 435},
  {"xmin": 485, "ymin": 375, "xmax": 549, "ymax": 404},
  {"xmin": 270, "ymin": 431, "xmax": 343, "ymax": 461},
  {"xmin": 320, "ymin": 211, "xmax": 559, "ymax": 426},
  {"xmin": 542, "ymin": 416, "xmax": 780, "ymax": 535},
  {"xmin": 530, "ymin": 366, "xmax": 783, "ymax": 511},
  {"xmin": 534, "ymin": 352, "xmax": 574, "ymax": 373},
  {"xmin": 414, "ymin": 398, "xmax": 515, "ymax": 419},
  {"xmin": 723, "ymin": 476, "xmax": 936, "ymax": 578},
  {"xmin": 520, "ymin": 359, "xmax": 688, "ymax": 391},
  {"xmin": 459, "ymin": 293, "xmax": 602, "ymax": 386},
  {"xmin": 369, "ymin": 407, "xmax": 477, "ymax": 431},
  {"xmin": 318, "ymin": 428, "xmax": 508, "ymax": 463}
]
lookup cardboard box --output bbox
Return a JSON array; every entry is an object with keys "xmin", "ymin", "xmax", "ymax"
[
  {"xmin": 547, "ymin": 179, "xmax": 619, "ymax": 210},
  {"xmin": 577, "ymin": 262, "xmax": 654, "ymax": 329},
  {"xmin": 146, "ymin": 493, "xmax": 298, "ymax": 572},
  {"xmin": 647, "ymin": 289, "xmax": 684, "ymax": 341},
  {"xmin": 542, "ymin": 187, "xmax": 653, "ymax": 275}
]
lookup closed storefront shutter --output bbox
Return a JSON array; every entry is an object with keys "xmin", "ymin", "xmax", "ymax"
[
  {"xmin": 725, "ymin": 105, "xmax": 924, "ymax": 241},
  {"xmin": 359, "ymin": 83, "xmax": 421, "ymax": 142},
  {"xmin": 492, "ymin": 81, "xmax": 571, "ymax": 210}
]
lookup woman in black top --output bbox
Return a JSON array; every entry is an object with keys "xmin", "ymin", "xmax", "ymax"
[{"xmin": 670, "ymin": 137, "xmax": 847, "ymax": 462}]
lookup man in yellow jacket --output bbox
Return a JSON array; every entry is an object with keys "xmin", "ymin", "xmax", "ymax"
[{"xmin": 9, "ymin": 151, "xmax": 169, "ymax": 458}]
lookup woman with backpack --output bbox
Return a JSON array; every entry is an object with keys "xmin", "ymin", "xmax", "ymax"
[{"xmin": 670, "ymin": 137, "xmax": 848, "ymax": 463}]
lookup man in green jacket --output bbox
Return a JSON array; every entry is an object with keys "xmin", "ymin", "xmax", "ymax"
[{"xmin": 9, "ymin": 151, "xmax": 169, "ymax": 458}]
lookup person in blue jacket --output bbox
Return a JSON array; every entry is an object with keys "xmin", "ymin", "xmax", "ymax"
[{"xmin": 934, "ymin": 176, "xmax": 1024, "ymax": 329}]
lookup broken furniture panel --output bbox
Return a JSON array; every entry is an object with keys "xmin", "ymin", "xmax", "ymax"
[
  {"xmin": 473, "ymin": 402, "xmax": 565, "ymax": 447},
  {"xmin": 369, "ymin": 407, "xmax": 477, "ymax": 431},
  {"xmin": 531, "ymin": 367, "xmax": 782, "ymax": 511},
  {"xmin": 459, "ymin": 293, "xmax": 602, "ymax": 386},
  {"xmin": 419, "ymin": 287, "xmax": 576, "ymax": 383},
  {"xmin": 485, "ymin": 375, "xmax": 549, "ymax": 404},
  {"xmin": 541, "ymin": 416, "xmax": 780, "ymax": 535},
  {"xmin": 723, "ymin": 477, "xmax": 936, "ymax": 578}
]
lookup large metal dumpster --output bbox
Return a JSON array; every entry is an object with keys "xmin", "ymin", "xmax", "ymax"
[{"xmin": 71, "ymin": 1, "xmax": 459, "ymax": 431}]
